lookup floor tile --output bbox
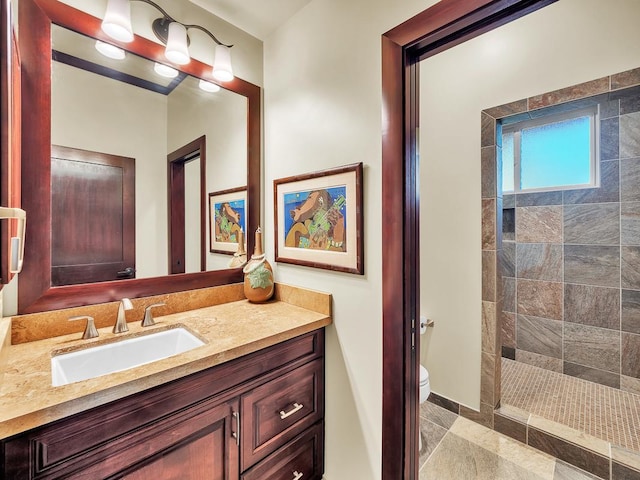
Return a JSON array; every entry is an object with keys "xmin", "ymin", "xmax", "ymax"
[{"xmin": 420, "ymin": 421, "xmax": 554, "ymax": 480}]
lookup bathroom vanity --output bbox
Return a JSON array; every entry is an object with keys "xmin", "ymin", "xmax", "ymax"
[{"xmin": 0, "ymin": 285, "xmax": 331, "ymax": 479}]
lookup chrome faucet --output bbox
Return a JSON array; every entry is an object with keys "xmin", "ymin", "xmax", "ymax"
[{"xmin": 113, "ymin": 298, "xmax": 133, "ymax": 333}]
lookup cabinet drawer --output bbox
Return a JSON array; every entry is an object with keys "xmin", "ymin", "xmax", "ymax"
[
  {"xmin": 241, "ymin": 422, "xmax": 323, "ymax": 480},
  {"xmin": 241, "ymin": 359, "xmax": 324, "ymax": 470}
]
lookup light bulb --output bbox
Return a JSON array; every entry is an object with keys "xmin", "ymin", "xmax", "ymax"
[
  {"xmin": 212, "ymin": 45, "xmax": 234, "ymax": 82},
  {"xmin": 154, "ymin": 62, "xmax": 179, "ymax": 78},
  {"xmin": 199, "ymin": 79, "xmax": 220, "ymax": 92},
  {"xmin": 165, "ymin": 22, "xmax": 190, "ymax": 65},
  {"xmin": 101, "ymin": 0, "xmax": 134, "ymax": 43},
  {"xmin": 95, "ymin": 40, "xmax": 125, "ymax": 60}
]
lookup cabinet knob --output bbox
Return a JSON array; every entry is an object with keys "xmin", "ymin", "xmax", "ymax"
[
  {"xmin": 279, "ymin": 402, "xmax": 304, "ymax": 420},
  {"xmin": 293, "ymin": 471, "xmax": 304, "ymax": 480}
]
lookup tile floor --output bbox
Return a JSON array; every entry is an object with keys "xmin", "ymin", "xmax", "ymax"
[
  {"xmin": 502, "ymin": 358, "xmax": 640, "ymax": 452},
  {"xmin": 419, "ymin": 402, "xmax": 601, "ymax": 479}
]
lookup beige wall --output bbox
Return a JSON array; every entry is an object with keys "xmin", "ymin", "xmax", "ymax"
[
  {"xmin": 266, "ymin": 0, "xmax": 640, "ymax": 478},
  {"xmin": 263, "ymin": 1, "xmax": 438, "ymax": 479},
  {"xmin": 419, "ymin": 0, "xmax": 640, "ymax": 409}
]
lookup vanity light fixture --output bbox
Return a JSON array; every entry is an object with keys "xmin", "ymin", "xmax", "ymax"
[
  {"xmin": 95, "ymin": 40, "xmax": 126, "ymax": 60},
  {"xmin": 198, "ymin": 79, "xmax": 221, "ymax": 92},
  {"xmin": 102, "ymin": 0, "xmax": 234, "ymax": 81},
  {"xmin": 154, "ymin": 62, "xmax": 179, "ymax": 78}
]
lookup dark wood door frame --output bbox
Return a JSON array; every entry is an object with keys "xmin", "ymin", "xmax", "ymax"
[
  {"xmin": 168, "ymin": 136, "xmax": 206, "ymax": 274},
  {"xmin": 381, "ymin": 1, "xmax": 557, "ymax": 478}
]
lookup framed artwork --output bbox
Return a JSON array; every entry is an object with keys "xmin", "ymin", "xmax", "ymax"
[
  {"xmin": 274, "ymin": 162, "xmax": 363, "ymax": 274},
  {"xmin": 208, "ymin": 187, "xmax": 247, "ymax": 254}
]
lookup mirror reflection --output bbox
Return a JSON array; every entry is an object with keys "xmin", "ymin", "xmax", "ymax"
[{"xmin": 50, "ymin": 25, "xmax": 247, "ymax": 285}]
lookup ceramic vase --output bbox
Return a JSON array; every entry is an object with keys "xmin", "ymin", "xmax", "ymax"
[
  {"xmin": 228, "ymin": 228, "xmax": 247, "ymax": 268},
  {"xmin": 243, "ymin": 227, "xmax": 274, "ymax": 303}
]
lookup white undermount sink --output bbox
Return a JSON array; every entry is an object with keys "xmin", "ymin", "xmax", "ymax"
[{"xmin": 51, "ymin": 326, "xmax": 205, "ymax": 387}]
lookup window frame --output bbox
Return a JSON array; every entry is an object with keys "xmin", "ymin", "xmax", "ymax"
[{"xmin": 501, "ymin": 105, "xmax": 600, "ymax": 194}]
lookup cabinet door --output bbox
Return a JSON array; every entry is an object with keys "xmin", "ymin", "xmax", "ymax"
[
  {"xmin": 121, "ymin": 423, "xmax": 228, "ymax": 480},
  {"xmin": 109, "ymin": 399, "xmax": 240, "ymax": 480}
]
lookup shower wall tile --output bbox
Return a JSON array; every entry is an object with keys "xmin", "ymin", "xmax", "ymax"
[
  {"xmin": 527, "ymin": 76, "xmax": 609, "ymax": 110},
  {"xmin": 622, "ymin": 332, "xmax": 640, "ymax": 378},
  {"xmin": 480, "ymin": 352, "xmax": 496, "ymax": 406},
  {"xmin": 622, "ymin": 246, "xmax": 640, "ymax": 289},
  {"xmin": 563, "ymin": 361, "xmax": 620, "ymax": 389},
  {"xmin": 600, "ymin": 117, "xmax": 620, "ymax": 161},
  {"xmin": 503, "ymin": 277, "xmax": 515, "ymax": 313},
  {"xmin": 620, "ymin": 112, "xmax": 640, "ymax": 159},
  {"xmin": 564, "ymin": 245, "xmax": 620, "ymax": 288},
  {"xmin": 563, "ymin": 203, "xmax": 620, "ymax": 245},
  {"xmin": 622, "ymin": 289, "xmax": 640, "ymax": 334},
  {"xmin": 621, "ymin": 157, "xmax": 640, "ymax": 202},
  {"xmin": 620, "ymin": 93, "xmax": 640, "ymax": 115},
  {"xmin": 621, "ymin": 375, "xmax": 640, "ymax": 395},
  {"xmin": 600, "ymin": 98, "xmax": 620, "ymax": 119},
  {"xmin": 482, "ymin": 250, "xmax": 497, "ymax": 302},
  {"xmin": 481, "ymin": 146, "xmax": 497, "ymax": 198},
  {"xmin": 564, "ymin": 283, "xmax": 620, "ymax": 330},
  {"xmin": 564, "ymin": 322, "xmax": 620, "ymax": 373},
  {"xmin": 481, "ymin": 112, "xmax": 496, "ymax": 147},
  {"xmin": 516, "ymin": 206, "xmax": 562, "ymax": 243},
  {"xmin": 482, "ymin": 199, "xmax": 496, "ymax": 249},
  {"xmin": 516, "ymin": 243, "xmax": 562, "ymax": 281},
  {"xmin": 563, "ymin": 160, "xmax": 620, "ymax": 204},
  {"xmin": 482, "ymin": 301, "xmax": 497, "ymax": 355},
  {"xmin": 502, "ymin": 311, "xmax": 515, "ymax": 348},
  {"xmin": 516, "ymin": 314, "xmax": 562, "ymax": 358},
  {"xmin": 515, "ymin": 191, "xmax": 563, "ymax": 207},
  {"xmin": 621, "ymin": 202, "xmax": 640, "ymax": 245},
  {"xmin": 515, "ymin": 349, "xmax": 562, "ymax": 373},
  {"xmin": 503, "ymin": 194, "xmax": 515, "ymax": 209},
  {"xmin": 516, "ymin": 279, "xmax": 563, "ymax": 320},
  {"xmin": 611, "ymin": 67, "xmax": 640, "ymax": 90},
  {"xmin": 501, "ymin": 241, "xmax": 516, "ymax": 277},
  {"xmin": 484, "ymin": 99, "xmax": 528, "ymax": 119}
]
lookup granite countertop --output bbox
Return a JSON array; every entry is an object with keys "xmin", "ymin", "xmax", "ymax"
[{"xmin": 0, "ymin": 286, "xmax": 331, "ymax": 439}]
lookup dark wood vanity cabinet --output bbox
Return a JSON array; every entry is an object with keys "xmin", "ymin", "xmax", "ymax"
[{"xmin": 0, "ymin": 329, "xmax": 325, "ymax": 480}]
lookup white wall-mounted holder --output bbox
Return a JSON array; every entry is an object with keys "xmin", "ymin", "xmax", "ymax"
[{"xmin": 0, "ymin": 207, "xmax": 26, "ymax": 274}]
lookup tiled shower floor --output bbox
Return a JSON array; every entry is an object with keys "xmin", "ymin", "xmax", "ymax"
[{"xmin": 502, "ymin": 358, "xmax": 640, "ymax": 453}]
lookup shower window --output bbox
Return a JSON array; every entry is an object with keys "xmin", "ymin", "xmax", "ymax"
[{"xmin": 501, "ymin": 106, "xmax": 599, "ymax": 193}]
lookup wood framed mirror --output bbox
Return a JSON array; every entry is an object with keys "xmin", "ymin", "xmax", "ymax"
[
  {"xmin": 18, "ymin": 0, "xmax": 261, "ymax": 314},
  {"xmin": 0, "ymin": 0, "xmax": 21, "ymax": 288}
]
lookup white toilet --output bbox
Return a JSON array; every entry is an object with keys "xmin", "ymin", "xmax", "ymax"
[{"xmin": 419, "ymin": 364, "xmax": 430, "ymax": 451}]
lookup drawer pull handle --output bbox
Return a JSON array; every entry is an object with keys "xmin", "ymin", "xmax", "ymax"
[
  {"xmin": 232, "ymin": 411, "xmax": 240, "ymax": 446},
  {"xmin": 279, "ymin": 402, "xmax": 304, "ymax": 419},
  {"xmin": 293, "ymin": 471, "xmax": 304, "ymax": 480}
]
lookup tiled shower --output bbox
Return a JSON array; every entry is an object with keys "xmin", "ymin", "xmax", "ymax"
[{"xmin": 500, "ymin": 85, "xmax": 640, "ymax": 394}]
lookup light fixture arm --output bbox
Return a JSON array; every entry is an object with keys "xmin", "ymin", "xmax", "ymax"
[
  {"xmin": 183, "ymin": 24, "xmax": 233, "ymax": 48},
  {"xmin": 132, "ymin": 0, "xmax": 233, "ymax": 48}
]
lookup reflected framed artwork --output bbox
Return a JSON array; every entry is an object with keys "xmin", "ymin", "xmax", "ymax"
[
  {"xmin": 274, "ymin": 163, "xmax": 363, "ymax": 274},
  {"xmin": 208, "ymin": 187, "xmax": 247, "ymax": 254}
]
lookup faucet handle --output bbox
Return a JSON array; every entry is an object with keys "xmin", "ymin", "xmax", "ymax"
[
  {"xmin": 69, "ymin": 316, "xmax": 99, "ymax": 340},
  {"xmin": 142, "ymin": 303, "xmax": 166, "ymax": 327}
]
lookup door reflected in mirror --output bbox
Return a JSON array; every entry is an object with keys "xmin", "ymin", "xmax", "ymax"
[{"xmin": 50, "ymin": 24, "xmax": 248, "ymax": 285}]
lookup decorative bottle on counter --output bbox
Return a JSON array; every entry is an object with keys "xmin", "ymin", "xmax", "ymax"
[
  {"xmin": 243, "ymin": 227, "xmax": 274, "ymax": 303},
  {"xmin": 228, "ymin": 228, "xmax": 247, "ymax": 268}
]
